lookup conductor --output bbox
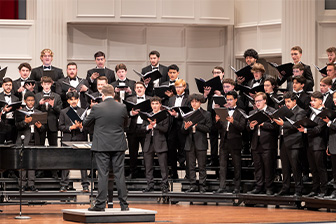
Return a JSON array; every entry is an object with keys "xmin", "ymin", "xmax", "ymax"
[{"xmin": 83, "ymin": 84, "xmax": 129, "ymax": 211}]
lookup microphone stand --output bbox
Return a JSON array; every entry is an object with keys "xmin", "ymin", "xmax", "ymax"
[
  {"xmin": 90, "ymin": 151, "xmax": 94, "ymax": 208},
  {"xmin": 15, "ymin": 136, "xmax": 31, "ymax": 220}
]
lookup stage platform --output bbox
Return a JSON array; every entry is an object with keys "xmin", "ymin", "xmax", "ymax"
[{"xmin": 62, "ymin": 208, "xmax": 157, "ymax": 223}]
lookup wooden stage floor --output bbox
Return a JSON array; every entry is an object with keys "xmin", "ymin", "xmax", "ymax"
[{"xmin": 0, "ymin": 202, "xmax": 336, "ymax": 224}]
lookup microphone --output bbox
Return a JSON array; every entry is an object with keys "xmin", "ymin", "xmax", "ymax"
[{"xmin": 21, "ymin": 135, "xmax": 25, "ymax": 144}]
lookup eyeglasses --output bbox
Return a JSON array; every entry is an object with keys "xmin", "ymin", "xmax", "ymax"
[{"xmin": 255, "ymin": 100, "xmax": 264, "ymax": 103}]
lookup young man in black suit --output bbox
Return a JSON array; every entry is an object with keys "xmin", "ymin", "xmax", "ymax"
[
  {"xmin": 247, "ymin": 92, "xmax": 278, "ymax": 195},
  {"xmin": 111, "ymin": 63, "xmax": 136, "ymax": 101},
  {"xmin": 126, "ymin": 81, "xmax": 149, "ymax": 179},
  {"xmin": 273, "ymin": 92, "xmax": 306, "ymax": 196},
  {"xmin": 12, "ymin": 63, "xmax": 36, "ymax": 103},
  {"xmin": 320, "ymin": 77, "xmax": 334, "ymax": 109},
  {"xmin": 0, "ymin": 77, "xmax": 20, "ymax": 144},
  {"xmin": 166, "ymin": 79, "xmax": 190, "ymax": 179},
  {"xmin": 56, "ymin": 62, "xmax": 90, "ymax": 109},
  {"xmin": 86, "ymin": 51, "xmax": 116, "ymax": 92},
  {"xmin": 141, "ymin": 96, "xmax": 169, "ymax": 193},
  {"xmin": 15, "ymin": 92, "xmax": 45, "ymax": 192},
  {"xmin": 142, "ymin": 50, "xmax": 169, "ymax": 96},
  {"xmin": 236, "ymin": 48, "xmax": 259, "ymax": 86},
  {"xmin": 277, "ymin": 46, "xmax": 314, "ymax": 92},
  {"xmin": 264, "ymin": 77, "xmax": 282, "ymax": 109},
  {"xmin": 298, "ymin": 91, "xmax": 328, "ymax": 197},
  {"xmin": 30, "ymin": 48, "xmax": 64, "ymax": 91},
  {"xmin": 182, "ymin": 94, "xmax": 211, "ymax": 193},
  {"xmin": 59, "ymin": 92, "xmax": 89, "ymax": 192},
  {"xmin": 214, "ymin": 91, "xmax": 245, "ymax": 194},
  {"xmin": 326, "ymin": 62, "xmax": 336, "ymax": 91},
  {"xmin": 291, "ymin": 63, "xmax": 314, "ymax": 92}
]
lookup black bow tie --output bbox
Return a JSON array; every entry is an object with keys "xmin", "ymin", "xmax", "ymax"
[
  {"xmin": 27, "ymin": 109, "xmax": 34, "ymax": 112},
  {"xmin": 69, "ymin": 78, "xmax": 77, "ymax": 81},
  {"xmin": 72, "ymin": 106, "xmax": 79, "ymax": 110},
  {"xmin": 137, "ymin": 97, "xmax": 144, "ymax": 100},
  {"xmin": 43, "ymin": 66, "xmax": 51, "ymax": 70},
  {"xmin": 4, "ymin": 94, "xmax": 11, "ymax": 97},
  {"xmin": 295, "ymin": 92, "xmax": 301, "ymax": 98},
  {"xmin": 169, "ymin": 80, "xmax": 175, "ymax": 84},
  {"xmin": 152, "ymin": 66, "xmax": 159, "ymax": 70},
  {"xmin": 253, "ymin": 79, "xmax": 261, "ymax": 84},
  {"xmin": 119, "ymin": 80, "xmax": 126, "ymax": 83},
  {"xmin": 176, "ymin": 95, "xmax": 184, "ymax": 99},
  {"xmin": 228, "ymin": 108, "xmax": 235, "ymax": 111},
  {"xmin": 43, "ymin": 92, "xmax": 51, "ymax": 96},
  {"xmin": 21, "ymin": 78, "xmax": 27, "ymax": 82}
]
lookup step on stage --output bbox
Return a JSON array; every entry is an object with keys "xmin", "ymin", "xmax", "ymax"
[{"xmin": 62, "ymin": 208, "xmax": 157, "ymax": 223}]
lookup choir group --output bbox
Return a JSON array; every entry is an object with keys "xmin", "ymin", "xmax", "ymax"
[{"xmin": 1, "ymin": 46, "xmax": 336, "ymax": 198}]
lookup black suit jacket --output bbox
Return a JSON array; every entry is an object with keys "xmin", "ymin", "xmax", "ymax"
[
  {"xmin": 141, "ymin": 114, "xmax": 169, "ymax": 153},
  {"xmin": 296, "ymin": 91, "xmax": 311, "ymax": 116},
  {"xmin": 216, "ymin": 109, "xmax": 245, "ymax": 150},
  {"xmin": 111, "ymin": 78, "xmax": 136, "ymax": 100},
  {"xmin": 15, "ymin": 108, "xmax": 45, "ymax": 145},
  {"xmin": 12, "ymin": 78, "xmax": 38, "ymax": 101},
  {"xmin": 30, "ymin": 65, "xmax": 64, "ymax": 92},
  {"xmin": 55, "ymin": 76, "xmax": 91, "ymax": 109},
  {"xmin": 248, "ymin": 106, "xmax": 278, "ymax": 150},
  {"xmin": 328, "ymin": 119, "xmax": 336, "ymax": 155},
  {"xmin": 35, "ymin": 92, "xmax": 62, "ymax": 132},
  {"xmin": 59, "ymin": 107, "xmax": 87, "ymax": 141},
  {"xmin": 86, "ymin": 67, "xmax": 116, "ymax": 92},
  {"xmin": 182, "ymin": 108, "xmax": 212, "ymax": 151},
  {"xmin": 142, "ymin": 64, "xmax": 169, "ymax": 96},
  {"xmin": 306, "ymin": 112, "xmax": 328, "ymax": 151},
  {"xmin": 323, "ymin": 93, "xmax": 334, "ymax": 110},
  {"xmin": 331, "ymin": 80, "xmax": 336, "ymax": 91},
  {"xmin": 282, "ymin": 105, "xmax": 306, "ymax": 149},
  {"xmin": 0, "ymin": 92, "xmax": 19, "ymax": 120},
  {"xmin": 126, "ymin": 95, "xmax": 150, "ymax": 134}
]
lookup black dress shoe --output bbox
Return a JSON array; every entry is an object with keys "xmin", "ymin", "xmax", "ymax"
[
  {"xmin": 29, "ymin": 186, "xmax": 38, "ymax": 192},
  {"xmin": 294, "ymin": 192, "xmax": 302, "ymax": 197},
  {"xmin": 88, "ymin": 206, "xmax": 105, "ymax": 211},
  {"xmin": 143, "ymin": 187, "xmax": 154, "ymax": 193},
  {"xmin": 59, "ymin": 186, "xmax": 68, "ymax": 192},
  {"xmin": 185, "ymin": 186, "xmax": 198, "ymax": 193},
  {"xmin": 162, "ymin": 186, "xmax": 169, "ymax": 193},
  {"xmin": 82, "ymin": 186, "xmax": 89, "ymax": 193},
  {"xmin": 317, "ymin": 192, "xmax": 326, "ymax": 198},
  {"xmin": 214, "ymin": 188, "xmax": 226, "ymax": 194},
  {"xmin": 266, "ymin": 190, "xmax": 274, "ymax": 196},
  {"xmin": 121, "ymin": 206, "xmax": 129, "ymax": 211},
  {"xmin": 302, "ymin": 175, "xmax": 310, "ymax": 182},
  {"xmin": 199, "ymin": 186, "xmax": 206, "ymax": 194},
  {"xmin": 277, "ymin": 190, "xmax": 290, "ymax": 196},
  {"xmin": 306, "ymin": 192, "xmax": 317, "ymax": 197},
  {"xmin": 232, "ymin": 189, "xmax": 240, "ymax": 194},
  {"xmin": 248, "ymin": 188, "xmax": 261, "ymax": 194}
]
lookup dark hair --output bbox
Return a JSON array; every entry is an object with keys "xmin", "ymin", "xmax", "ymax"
[
  {"xmin": 292, "ymin": 75, "xmax": 306, "ymax": 85},
  {"xmin": 114, "ymin": 94, "xmax": 121, "ymax": 102},
  {"xmin": 311, "ymin": 91, "xmax": 323, "ymax": 100},
  {"xmin": 326, "ymin": 47, "xmax": 336, "ymax": 54},
  {"xmin": 94, "ymin": 51, "xmax": 105, "ymax": 59},
  {"xmin": 66, "ymin": 91, "xmax": 79, "ymax": 100},
  {"xmin": 67, "ymin": 62, "xmax": 77, "ymax": 68},
  {"xmin": 135, "ymin": 81, "xmax": 145, "ymax": 88},
  {"xmin": 327, "ymin": 62, "xmax": 336, "ymax": 70},
  {"xmin": 222, "ymin": 78, "xmax": 235, "ymax": 86},
  {"xmin": 213, "ymin": 66, "xmax": 224, "ymax": 73},
  {"xmin": 115, "ymin": 63, "xmax": 127, "ymax": 72},
  {"xmin": 283, "ymin": 91, "xmax": 297, "ymax": 101},
  {"xmin": 188, "ymin": 93, "xmax": 204, "ymax": 102},
  {"xmin": 292, "ymin": 63, "xmax": 304, "ymax": 71},
  {"xmin": 2, "ymin": 77, "xmax": 12, "ymax": 84},
  {"xmin": 321, "ymin": 76, "xmax": 332, "ymax": 86},
  {"xmin": 226, "ymin": 90, "xmax": 238, "ymax": 99},
  {"xmin": 264, "ymin": 77, "xmax": 278, "ymax": 91},
  {"xmin": 167, "ymin": 64, "xmax": 179, "ymax": 72},
  {"xmin": 149, "ymin": 50, "xmax": 160, "ymax": 58},
  {"xmin": 97, "ymin": 76, "xmax": 108, "ymax": 83},
  {"xmin": 291, "ymin": 46, "xmax": 302, "ymax": 54},
  {"xmin": 150, "ymin": 96, "xmax": 162, "ymax": 104},
  {"xmin": 41, "ymin": 76, "xmax": 53, "ymax": 83},
  {"xmin": 244, "ymin": 49, "xmax": 259, "ymax": 60},
  {"xmin": 24, "ymin": 91, "xmax": 35, "ymax": 100},
  {"xmin": 18, "ymin": 62, "xmax": 32, "ymax": 71}
]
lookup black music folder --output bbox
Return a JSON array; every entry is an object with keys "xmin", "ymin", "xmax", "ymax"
[
  {"xmin": 42, "ymin": 95, "xmax": 55, "ymax": 100},
  {"xmin": 230, "ymin": 65, "xmax": 254, "ymax": 82},
  {"xmin": 314, "ymin": 65, "xmax": 327, "ymax": 76},
  {"xmin": 85, "ymin": 92, "xmax": 102, "ymax": 103},
  {"xmin": 286, "ymin": 117, "xmax": 317, "ymax": 128},
  {"xmin": 17, "ymin": 110, "xmax": 48, "ymax": 124},
  {"xmin": 269, "ymin": 95, "xmax": 285, "ymax": 106},
  {"xmin": 0, "ymin": 100, "xmax": 21, "ymax": 112},
  {"xmin": 24, "ymin": 79, "xmax": 36, "ymax": 86},
  {"xmin": 154, "ymin": 85, "xmax": 176, "ymax": 98},
  {"xmin": 238, "ymin": 109, "xmax": 270, "ymax": 124},
  {"xmin": 66, "ymin": 107, "xmax": 87, "ymax": 123},
  {"xmin": 43, "ymin": 70, "xmax": 57, "ymax": 81},
  {"xmin": 316, "ymin": 108, "xmax": 336, "ymax": 120},
  {"xmin": 123, "ymin": 99, "xmax": 152, "ymax": 112},
  {"xmin": 115, "ymin": 85, "xmax": 129, "ymax": 90},
  {"xmin": 214, "ymin": 108, "xmax": 229, "ymax": 121},
  {"xmin": 195, "ymin": 76, "xmax": 222, "ymax": 94},
  {"xmin": 268, "ymin": 106, "xmax": 294, "ymax": 120},
  {"xmin": 162, "ymin": 105, "xmax": 191, "ymax": 114},
  {"xmin": 133, "ymin": 69, "xmax": 162, "ymax": 81},
  {"xmin": 180, "ymin": 109, "xmax": 205, "ymax": 124},
  {"xmin": 268, "ymin": 62, "xmax": 294, "ymax": 78},
  {"xmin": 237, "ymin": 84, "xmax": 264, "ymax": 94},
  {"xmin": 243, "ymin": 92, "xmax": 255, "ymax": 105},
  {"xmin": 62, "ymin": 79, "xmax": 85, "ymax": 92},
  {"xmin": 212, "ymin": 96, "xmax": 227, "ymax": 107},
  {"xmin": 139, "ymin": 110, "xmax": 168, "ymax": 123},
  {"xmin": 92, "ymin": 68, "xmax": 106, "ymax": 76},
  {"xmin": 0, "ymin": 66, "xmax": 7, "ymax": 80}
]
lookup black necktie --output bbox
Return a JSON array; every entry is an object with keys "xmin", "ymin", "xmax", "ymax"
[
  {"xmin": 44, "ymin": 66, "xmax": 51, "ymax": 70},
  {"xmin": 137, "ymin": 97, "xmax": 144, "ymax": 99}
]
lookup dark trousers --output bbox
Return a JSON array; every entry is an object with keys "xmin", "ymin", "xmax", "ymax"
[
  {"xmin": 61, "ymin": 170, "xmax": 89, "ymax": 188},
  {"xmin": 186, "ymin": 141, "xmax": 207, "ymax": 186},
  {"xmin": 127, "ymin": 129, "xmax": 145, "ymax": 175},
  {"xmin": 209, "ymin": 125, "xmax": 219, "ymax": 163},
  {"xmin": 252, "ymin": 144, "xmax": 275, "ymax": 190},
  {"xmin": 219, "ymin": 140, "xmax": 241, "ymax": 190},
  {"xmin": 307, "ymin": 148, "xmax": 328, "ymax": 193},
  {"xmin": 95, "ymin": 151, "xmax": 128, "ymax": 209},
  {"xmin": 300, "ymin": 135, "xmax": 310, "ymax": 176},
  {"xmin": 279, "ymin": 141, "xmax": 302, "ymax": 193},
  {"xmin": 40, "ymin": 129, "xmax": 58, "ymax": 146},
  {"xmin": 20, "ymin": 170, "xmax": 35, "ymax": 187},
  {"xmin": 144, "ymin": 143, "xmax": 168, "ymax": 188},
  {"xmin": 331, "ymin": 155, "xmax": 336, "ymax": 186},
  {"xmin": 0, "ymin": 119, "xmax": 17, "ymax": 144}
]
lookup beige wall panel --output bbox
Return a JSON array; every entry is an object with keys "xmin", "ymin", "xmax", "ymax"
[
  {"xmin": 68, "ymin": 25, "xmax": 107, "ymax": 60},
  {"xmin": 107, "ymin": 26, "xmax": 147, "ymax": 61},
  {"xmin": 146, "ymin": 26, "xmax": 185, "ymax": 62},
  {"xmin": 235, "ymin": 0, "xmax": 258, "ymax": 26},
  {"xmin": 235, "ymin": 27, "xmax": 258, "ymax": 56},
  {"xmin": 120, "ymin": 0, "xmax": 156, "ymax": 18},
  {"xmin": 317, "ymin": 23, "xmax": 336, "ymax": 58},
  {"xmin": 258, "ymin": 25, "xmax": 281, "ymax": 55},
  {"xmin": 186, "ymin": 27, "xmax": 224, "ymax": 62},
  {"xmin": 200, "ymin": 0, "xmax": 233, "ymax": 21},
  {"xmin": 77, "ymin": 0, "xmax": 115, "ymax": 17},
  {"xmin": 162, "ymin": 0, "xmax": 194, "ymax": 19},
  {"xmin": 258, "ymin": 0, "xmax": 281, "ymax": 23}
]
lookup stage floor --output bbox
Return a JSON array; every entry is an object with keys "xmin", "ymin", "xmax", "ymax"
[{"xmin": 0, "ymin": 202, "xmax": 336, "ymax": 224}]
